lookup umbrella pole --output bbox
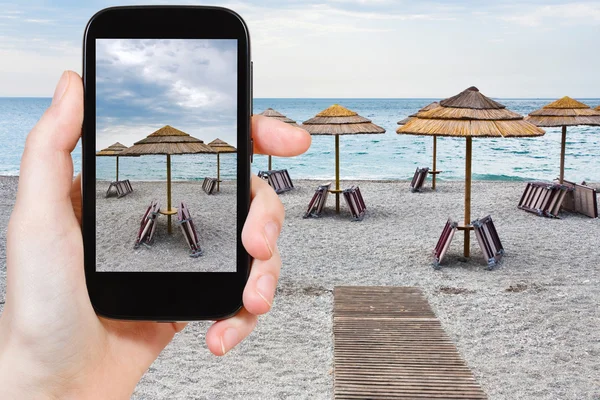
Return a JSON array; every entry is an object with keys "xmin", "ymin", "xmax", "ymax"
[
  {"xmin": 217, "ymin": 153, "xmax": 221, "ymax": 192},
  {"xmin": 432, "ymin": 136, "xmax": 437, "ymax": 190},
  {"xmin": 268, "ymin": 155, "xmax": 272, "ymax": 171},
  {"xmin": 464, "ymin": 137, "xmax": 472, "ymax": 258},
  {"xmin": 116, "ymin": 156, "xmax": 119, "ymax": 182},
  {"xmin": 335, "ymin": 135, "xmax": 340, "ymax": 213},
  {"xmin": 167, "ymin": 154, "xmax": 172, "ymax": 234},
  {"xmin": 560, "ymin": 125, "xmax": 566, "ymax": 184}
]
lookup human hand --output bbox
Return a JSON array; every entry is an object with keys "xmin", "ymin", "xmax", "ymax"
[{"xmin": 0, "ymin": 71, "xmax": 311, "ymax": 400}]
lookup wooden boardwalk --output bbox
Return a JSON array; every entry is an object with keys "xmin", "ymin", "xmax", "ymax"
[{"xmin": 333, "ymin": 286, "xmax": 487, "ymax": 399}]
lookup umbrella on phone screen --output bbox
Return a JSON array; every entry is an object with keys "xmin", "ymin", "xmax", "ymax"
[
  {"xmin": 120, "ymin": 125, "xmax": 216, "ymax": 233},
  {"xmin": 208, "ymin": 138, "xmax": 236, "ymax": 192}
]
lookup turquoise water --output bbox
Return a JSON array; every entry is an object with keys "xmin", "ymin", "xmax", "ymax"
[{"xmin": 1, "ymin": 97, "xmax": 599, "ymax": 181}]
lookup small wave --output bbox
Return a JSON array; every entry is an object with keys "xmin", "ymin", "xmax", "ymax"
[{"xmin": 471, "ymin": 173, "xmax": 529, "ymax": 181}]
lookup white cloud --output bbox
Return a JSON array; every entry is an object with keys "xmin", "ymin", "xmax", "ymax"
[{"xmin": 502, "ymin": 2, "xmax": 600, "ymax": 27}]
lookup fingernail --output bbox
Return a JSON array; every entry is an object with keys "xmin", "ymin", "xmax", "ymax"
[
  {"xmin": 220, "ymin": 328, "xmax": 239, "ymax": 355},
  {"xmin": 256, "ymin": 274, "xmax": 275, "ymax": 307},
  {"xmin": 263, "ymin": 221, "xmax": 279, "ymax": 258},
  {"xmin": 52, "ymin": 71, "xmax": 70, "ymax": 105}
]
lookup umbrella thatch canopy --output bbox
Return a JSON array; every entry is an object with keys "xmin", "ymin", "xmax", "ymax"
[
  {"xmin": 300, "ymin": 104, "xmax": 385, "ymax": 213},
  {"xmin": 525, "ymin": 97, "xmax": 600, "ymax": 183},
  {"xmin": 596, "ymin": 105, "xmax": 600, "ymax": 111},
  {"xmin": 397, "ymin": 102, "xmax": 443, "ymax": 189},
  {"xmin": 120, "ymin": 125, "xmax": 216, "ymax": 233},
  {"xmin": 259, "ymin": 108, "xmax": 299, "ymax": 170},
  {"xmin": 208, "ymin": 138, "xmax": 237, "ymax": 192},
  {"xmin": 96, "ymin": 142, "xmax": 137, "ymax": 181},
  {"xmin": 398, "ymin": 86, "xmax": 545, "ymax": 258}
]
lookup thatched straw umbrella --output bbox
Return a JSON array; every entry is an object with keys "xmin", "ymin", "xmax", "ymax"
[
  {"xmin": 120, "ymin": 125, "xmax": 216, "ymax": 233},
  {"xmin": 259, "ymin": 108, "xmax": 299, "ymax": 170},
  {"xmin": 96, "ymin": 142, "xmax": 135, "ymax": 181},
  {"xmin": 526, "ymin": 97, "xmax": 600, "ymax": 183},
  {"xmin": 595, "ymin": 105, "xmax": 600, "ymax": 111},
  {"xmin": 300, "ymin": 104, "xmax": 385, "ymax": 213},
  {"xmin": 208, "ymin": 138, "xmax": 237, "ymax": 192},
  {"xmin": 397, "ymin": 102, "xmax": 442, "ymax": 189},
  {"xmin": 398, "ymin": 87, "xmax": 545, "ymax": 258}
]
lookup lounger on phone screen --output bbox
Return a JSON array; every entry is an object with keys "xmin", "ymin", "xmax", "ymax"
[
  {"xmin": 303, "ymin": 182, "xmax": 331, "ymax": 218},
  {"xmin": 433, "ymin": 218, "xmax": 458, "ymax": 269},
  {"xmin": 560, "ymin": 180, "xmax": 598, "ymax": 218},
  {"xmin": 343, "ymin": 186, "xmax": 366, "ymax": 221},
  {"xmin": 473, "ymin": 215, "xmax": 504, "ymax": 270},
  {"xmin": 177, "ymin": 202, "xmax": 203, "ymax": 257},
  {"xmin": 202, "ymin": 177, "xmax": 217, "ymax": 195},
  {"xmin": 134, "ymin": 199, "xmax": 160, "ymax": 249},
  {"xmin": 410, "ymin": 167, "xmax": 429, "ymax": 193}
]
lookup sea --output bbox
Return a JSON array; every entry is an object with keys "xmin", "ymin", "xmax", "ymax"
[{"xmin": 1, "ymin": 97, "xmax": 599, "ymax": 182}]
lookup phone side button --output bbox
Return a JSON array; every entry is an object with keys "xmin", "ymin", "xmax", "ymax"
[{"xmin": 250, "ymin": 138, "xmax": 254, "ymax": 163}]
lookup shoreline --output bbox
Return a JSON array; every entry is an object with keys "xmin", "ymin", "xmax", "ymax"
[{"xmin": 5, "ymin": 175, "xmax": 596, "ymax": 184}]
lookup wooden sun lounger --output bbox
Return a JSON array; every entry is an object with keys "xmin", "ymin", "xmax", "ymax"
[
  {"xmin": 106, "ymin": 179, "xmax": 134, "ymax": 198},
  {"xmin": 202, "ymin": 177, "xmax": 217, "ymax": 195},
  {"xmin": 433, "ymin": 218, "xmax": 458, "ymax": 269},
  {"xmin": 473, "ymin": 215, "xmax": 504, "ymax": 270},
  {"xmin": 410, "ymin": 167, "xmax": 429, "ymax": 192},
  {"xmin": 177, "ymin": 202, "xmax": 203, "ymax": 257},
  {"xmin": 258, "ymin": 169, "xmax": 294, "ymax": 194},
  {"xmin": 518, "ymin": 181, "xmax": 571, "ymax": 218},
  {"xmin": 342, "ymin": 186, "xmax": 366, "ymax": 221},
  {"xmin": 303, "ymin": 182, "xmax": 331, "ymax": 218},
  {"xmin": 333, "ymin": 286, "xmax": 487, "ymax": 400},
  {"xmin": 134, "ymin": 199, "xmax": 160, "ymax": 249},
  {"xmin": 560, "ymin": 180, "xmax": 598, "ymax": 218}
]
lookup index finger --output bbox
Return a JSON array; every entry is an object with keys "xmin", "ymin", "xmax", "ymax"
[{"xmin": 251, "ymin": 114, "xmax": 311, "ymax": 157}]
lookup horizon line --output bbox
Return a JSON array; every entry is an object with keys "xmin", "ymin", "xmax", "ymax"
[{"xmin": 2, "ymin": 96, "xmax": 600, "ymax": 100}]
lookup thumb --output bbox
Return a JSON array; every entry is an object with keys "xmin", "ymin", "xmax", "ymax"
[{"xmin": 14, "ymin": 71, "xmax": 83, "ymax": 217}]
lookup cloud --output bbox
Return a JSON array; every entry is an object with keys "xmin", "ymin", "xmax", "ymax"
[
  {"xmin": 502, "ymin": 2, "xmax": 600, "ymax": 27},
  {"xmin": 96, "ymin": 39, "xmax": 238, "ymax": 146}
]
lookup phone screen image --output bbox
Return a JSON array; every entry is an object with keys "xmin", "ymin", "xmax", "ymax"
[{"xmin": 95, "ymin": 39, "xmax": 238, "ymax": 273}]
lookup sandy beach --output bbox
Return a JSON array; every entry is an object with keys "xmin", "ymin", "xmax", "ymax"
[
  {"xmin": 1, "ymin": 175, "xmax": 599, "ymax": 399},
  {"xmin": 96, "ymin": 180, "xmax": 237, "ymax": 272}
]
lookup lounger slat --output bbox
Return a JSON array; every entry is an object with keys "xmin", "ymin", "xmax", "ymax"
[
  {"xmin": 433, "ymin": 218, "xmax": 457, "ymax": 269},
  {"xmin": 304, "ymin": 182, "xmax": 331, "ymax": 218},
  {"xmin": 259, "ymin": 169, "xmax": 294, "ymax": 194},
  {"xmin": 472, "ymin": 215, "xmax": 504, "ymax": 269},
  {"xmin": 518, "ymin": 181, "xmax": 571, "ymax": 218},
  {"xmin": 343, "ymin": 186, "xmax": 366, "ymax": 221},
  {"xmin": 177, "ymin": 201, "xmax": 203, "ymax": 257},
  {"xmin": 560, "ymin": 180, "xmax": 598, "ymax": 218},
  {"xmin": 410, "ymin": 167, "xmax": 429, "ymax": 193}
]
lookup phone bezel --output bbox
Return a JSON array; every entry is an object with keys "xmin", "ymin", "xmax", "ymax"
[{"xmin": 82, "ymin": 6, "xmax": 252, "ymax": 321}]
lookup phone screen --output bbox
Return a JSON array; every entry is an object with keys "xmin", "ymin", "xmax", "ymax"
[{"xmin": 95, "ymin": 38, "xmax": 238, "ymax": 273}]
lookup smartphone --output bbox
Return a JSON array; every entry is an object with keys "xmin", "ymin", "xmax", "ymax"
[{"xmin": 82, "ymin": 6, "xmax": 252, "ymax": 320}]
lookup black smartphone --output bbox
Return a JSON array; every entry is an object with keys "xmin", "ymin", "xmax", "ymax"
[{"xmin": 82, "ymin": 6, "xmax": 252, "ymax": 321}]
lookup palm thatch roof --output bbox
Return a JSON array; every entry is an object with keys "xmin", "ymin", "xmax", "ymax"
[
  {"xmin": 397, "ymin": 102, "xmax": 440, "ymax": 125},
  {"xmin": 397, "ymin": 87, "xmax": 545, "ymax": 138},
  {"xmin": 119, "ymin": 125, "xmax": 216, "ymax": 155},
  {"xmin": 259, "ymin": 108, "xmax": 299, "ymax": 127},
  {"xmin": 525, "ymin": 97, "xmax": 600, "ymax": 127},
  {"xmin": 595, "ymin": 105, "xmax": 600, "ymax": 111},
  {"xmin": 300, "ymin": 104, "xmax": 385, "ymax": 135},
  {"xmin": 208, "ymin": 138, "xmax": 237, "ymax": 153},
  {"xmin": 96, "ymin": 142, "xmax": 128, "ymax": 156}
]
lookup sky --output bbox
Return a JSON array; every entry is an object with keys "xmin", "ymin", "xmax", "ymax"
[
  {"xmin": 0, "ymin": 0, "xmax": 599, "ymax": 98},
  {"xmin": 96, "ymin": 39, "xmax": 237, "ymax": 149}
]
